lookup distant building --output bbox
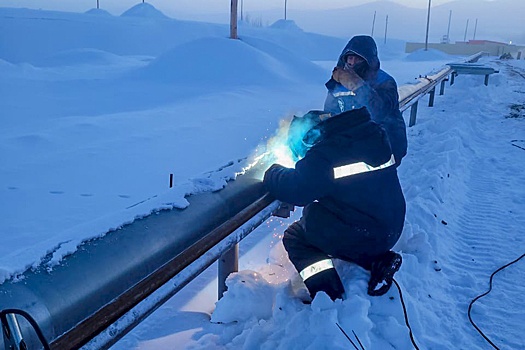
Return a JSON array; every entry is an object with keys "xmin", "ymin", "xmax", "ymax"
[{"xmin": 406, "ymin": 39, "xmax": 525, "ymax": 58}]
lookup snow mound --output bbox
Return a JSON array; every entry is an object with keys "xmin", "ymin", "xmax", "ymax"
[
  {"xmin": 196, "ymin": 262, "xmax": 377, "ymax": 349},
  {"xmin": 137, "ymin": 36, "xmax": 326, "ymax": 86},
  {"xmin": 242, "ymin": 36, "xmax": 327, "ymax": 81},
  {"xmin": 377, "ymin": 39, "xmax": 408, "ymax": 61},
  {"xmin": 211, "ymin": 270, "xmax": 275, "ymax": 323},
  {"xmin": 270, "ymin": 19, "xmax": 303, "ymax": 32},
  {"xmin": 0, "ymin": 58, "xmax": 14, "ymax": 69},
  {"xmin": 0, "ymin": 58, "xmax": 21, "ymax": 78},
  {"xmin": 120, "ymin": 3, "xmax": 169, "ymax": 19},
  {"xmin": 85, "ymin": 8, "xmax": 112, "ymax": 16},
  {"xmin": 405, "ymin": 48, "xmax": 455, "ymax": 61},
  {"xmin": 36, "ymin": 48, "xmax": 133, "ymax": 67}
]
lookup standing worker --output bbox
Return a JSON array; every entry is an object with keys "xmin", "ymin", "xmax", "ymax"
[{"xmin": 325, "ymin": 35, "xmax": 407, "ymax": 166}]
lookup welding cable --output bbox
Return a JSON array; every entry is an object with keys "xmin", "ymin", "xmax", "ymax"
[
  {"xmin": 0, "ymin": 309, "xmax": 51, "ymax": 350},
  {"xmin": 467, "ymin": 253, "xmax": 525, "ymax": 350},
  {"xmin": 393, "ymin": 278, "xmax": 420, "ymax": 350}
]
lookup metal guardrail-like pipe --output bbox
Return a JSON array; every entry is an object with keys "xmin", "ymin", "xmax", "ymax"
[
  {"xmin": 398, "ymin": 51, "xmax": 485, "ymax": 126},
  {"xmin": 398, "ymin": 66, "xmax": 452, "ymax": 111},
  {"xmin": 399, "ymin": 51, "xmax": 484, "ymax": 110}
]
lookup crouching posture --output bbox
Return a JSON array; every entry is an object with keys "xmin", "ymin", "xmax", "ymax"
[{"xmin": 263, "ymin": 107, "xmax": 406, "ymax": 300}]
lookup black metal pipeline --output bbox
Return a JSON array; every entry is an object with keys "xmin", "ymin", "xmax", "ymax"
[{"xmin": 0, "ymin": 166, "xmax": 273, "ymax": 349}]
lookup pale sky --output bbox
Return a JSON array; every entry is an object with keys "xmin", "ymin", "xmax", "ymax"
[
  {"xmin": 0, "ymin": 0, "xmax": 477, "ymax": 14},
  {"xmin": 1, "ymin": 0, "xmax": 518, "ymax": 44}
]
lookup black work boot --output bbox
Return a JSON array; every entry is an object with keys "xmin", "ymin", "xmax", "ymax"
[
  {"xmin": 367, "ymin": 251, "xmax": 402, "ymax": 296},
  {"xmin": 304, "ymin": 267, "xmax": 345, "ymax": 301}
]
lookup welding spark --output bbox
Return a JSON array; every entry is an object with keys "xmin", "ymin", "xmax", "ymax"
[{"xmin": 236, "ymin": 116, "xmax": 298, "ymax": 179}]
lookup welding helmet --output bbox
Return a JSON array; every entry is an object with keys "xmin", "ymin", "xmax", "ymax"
[{"xmin": 287, "ymin": 110, "xmax": 331, "ymax": 161}]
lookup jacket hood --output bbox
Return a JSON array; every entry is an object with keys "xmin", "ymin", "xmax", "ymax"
[
  {"xmin": 337, "ymin": 35, "xmax": 380, "ymax": 72},
  {"xmin": 326, "ymin": 35, "xmax": 380, "ymax": 91},
  {"xmin": 321, "ymin": 107, "xmax": 372, "ymax": 138}
]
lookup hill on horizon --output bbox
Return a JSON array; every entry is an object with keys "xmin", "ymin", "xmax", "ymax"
[{"xmin": 235, "ymin": 0, "xmax": 525, "ymax": 44}]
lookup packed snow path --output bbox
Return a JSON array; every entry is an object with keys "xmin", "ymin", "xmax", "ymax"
[{"xmin": 395, "ymin": 61, "xmax": 525, "ymax": 350}]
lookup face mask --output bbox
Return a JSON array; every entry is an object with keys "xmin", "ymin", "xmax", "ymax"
[{"xmin": 352, "ymin": 61, "xmax": 368, "ymax": 79}]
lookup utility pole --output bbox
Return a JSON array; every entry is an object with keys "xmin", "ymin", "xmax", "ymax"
[
  {"xmin": 96, "ymin": 0, "xmax": 99, "ymax": 9},
  {"xmin": 473, "ymin": 18, "xmax": 478, "ymax": 40},
  {"xmin": 446, "ymin": 10, "xmax": 452, "ymax": 43},
  {"xmin": 424, "ymin": 0, "xmax": 431, "ymax": 50},
  {"xmin": 371, "ymin": 11, "xmax": 376, "ymax": 37},
  {"xmin": 284, "ymin": 0, "xmax": 287, "ymax": 20},
  {"xmin": 384, "ymin": 15, "xmax": 388, "ymax": 44},
  {"xmin": 240, "ymin": 0, "xmax": 243, "ymax": 22},
  {"xmin": 230, "ymin": 0, "xmax": 238, "ymax": 39},
  {"xmin": 463, "ymin": 19, "xmax": 469, "ymax": 42}
]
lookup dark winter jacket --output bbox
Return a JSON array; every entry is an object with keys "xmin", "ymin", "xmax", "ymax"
[
  {"xmin": 324, "ymin": 35, "xmax": 408, "ymax": 165},
  {"xmin": 263, "ymin": 108, "xmax": 406, "ymax": 255}
]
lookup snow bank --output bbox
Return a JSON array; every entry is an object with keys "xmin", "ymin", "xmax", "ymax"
[
  {"xmin": 137, "ymin": 36, "xmax": 326, "ymax": 86},
  {"xmin": 85, "ymin": 8, "xmax": 112, "ymax": 17},
  {"xmin": 37, "ymin": 48, "xmax": 137, "ymax": 67},
  {"xmin": 270, "ymin": 19, "xmax": 304, "ymax": 32},
  {"xmin": 120, "ymin": 3, "xmax": 169, "ymax": 19},
  {"xmin": 405, "ymin": 48, "xmax": 455, "ymax": 61}
]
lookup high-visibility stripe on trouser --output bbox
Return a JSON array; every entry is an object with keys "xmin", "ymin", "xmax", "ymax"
[{"xmin": 299, "ymin": 259, "xmax": 335, "ymax": 281}]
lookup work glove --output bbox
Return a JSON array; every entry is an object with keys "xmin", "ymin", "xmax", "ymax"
[
  {"xmin": 263, "ymin": 163, "xmax": 284, "ymax": 186},
  {"xmin": 332, "ymin": 66, "xmax": 364, "ymax": 91}
]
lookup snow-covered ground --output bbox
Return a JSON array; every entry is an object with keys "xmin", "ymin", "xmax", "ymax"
[{"xmin": 1, "ymin": 4, "xmax": 524, "ymax": 350}]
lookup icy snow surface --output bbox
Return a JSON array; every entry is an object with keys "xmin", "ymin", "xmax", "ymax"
[{"xmin": 1, "ymin": 4, "xmax": 524, "ymax": 350}]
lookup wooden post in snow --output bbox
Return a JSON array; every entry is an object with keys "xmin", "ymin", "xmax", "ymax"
[{"xmin": 230, "ymin": 0, "xmax": 238, "ymax": 39}]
